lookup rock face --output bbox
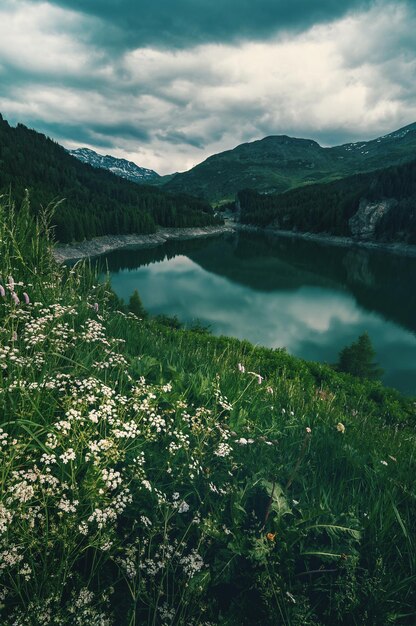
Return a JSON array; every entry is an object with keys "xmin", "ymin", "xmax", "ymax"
[{"xmin": 349, "ymin": 198, "xmax": 394, "ymax": 240}]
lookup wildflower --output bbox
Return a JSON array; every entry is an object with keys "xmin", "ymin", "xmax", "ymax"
[
  {"xmin": 23, "ymin": 292, "xmax": 30, "ymax": 304},
  {"xmin": 18, "ymin": 563, "xmax": 32, "ymax": 581},
  {"xmin": 180, "ymin": 549, "xmax": 204, "ymax": 577},
  {"xmin": 380, "ymin": 460, "xmax": 388, "ymax": 466},
  {"xmin": 266, "ymin": 532, "xmax": 276, "ymax": 541},
  {"xmin": 237, "ymin": 363, "xmax": 245, "ymax": 373},
  {"xmin": 336, "ymin": 422, "xmax": 346, "ymax": 434},
  {"xmin": 266, "ymin": 386, "xmax": 273, "ymax": 394},
  {"xmin": 177, "ymin": 501, "xmax": 190, "ymax": 514},
  {"xmin": 93, "ymin": 302, "xmax": 99, "ymax": 312},
  {"xmin": 0, "ymin": 285, "xmax": 5, "ymax": 297},
  {"xmin": 214, "ymin": 442, "xmax": 232, "ymax": 457},
  {"xmin": 11, "ymin": 292, "xmax": 19, "ymax": 305},
  {"xmin": 102, "ymin": 468, "xmax": 122, "ymax": 490},
  {"xmin": 59, "ymin": 448, "xmax": 76, "ymax": 464},
  {"xmin": 8, "ymin": 276, "xmax": 14, "ymax": 291},
  {"xmin": 0, "ymin": 504, "xmax": 12, "ymax": 534},
  {"xmin": 248, "ymin": 370, "xmax": 263, "ymax": 384},
  {"xmin": 306, "ymin": 427, "xmax": 312, "ymax": 434},
  {"xmin": 12, "ymin": 331, "xmax": 17, "ymax": 341}
]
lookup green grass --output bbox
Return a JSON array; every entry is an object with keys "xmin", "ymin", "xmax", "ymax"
[{"xmin": 0, "ymin": 195, "xmax": 415, "ymax": 625}]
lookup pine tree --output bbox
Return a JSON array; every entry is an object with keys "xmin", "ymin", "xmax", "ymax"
[
  {"xmin": 128, "ymin": 290, "xmax": 147, "ymax": 318},
  {"xmin": 336, "ymin": 332, "xmax": 383, "ymax": 380}
]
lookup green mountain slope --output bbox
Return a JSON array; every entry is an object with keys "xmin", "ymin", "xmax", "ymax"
[
  {"xmin": 0, "ymin": 114, "xmax": 218, "ymax": 242},
  {"xmin": 163, "ymin": 122, "xmax": 416, "ymax": 202}
]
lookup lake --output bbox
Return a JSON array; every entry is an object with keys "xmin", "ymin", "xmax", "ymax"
[{"xmin": 100, "ymin": 230, "xmax": 416, "ymax": 396}]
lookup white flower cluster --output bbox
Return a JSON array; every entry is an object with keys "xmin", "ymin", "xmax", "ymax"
[
  {"xmin": 102, "ymin": 468, "xmax": 122, "ymax": 491},
  {"xmin": 214, "ymin": 442, "xmax": 232, "ymax": 458},
  {"xmin": 180, "ymin": 549, "xmax": 205, "ymax": 578},
  {"xmin": 0, "ymin": 344, "xmax": 25, "ymax": 369},
  {"xmin": 0, "ymin": 279, "xmax": 277, "ymax": 623},
  {"xmin": 0, "ymin": 504, "xmax": 13, "ymax": 535}
]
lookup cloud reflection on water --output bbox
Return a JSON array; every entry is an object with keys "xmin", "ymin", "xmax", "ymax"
[{"xmin": 109, "ymin": 252, "xmax": 416, "ymax": 394}]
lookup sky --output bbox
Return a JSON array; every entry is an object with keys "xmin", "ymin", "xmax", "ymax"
[{"xmin": 0, "ymin": 0, "xmax": 415, "ymax": 174}]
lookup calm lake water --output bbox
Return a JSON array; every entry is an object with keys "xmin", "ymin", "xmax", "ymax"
[{"xmin": 100, "ymin": 231, "xmax": 416, "ymax": 396}]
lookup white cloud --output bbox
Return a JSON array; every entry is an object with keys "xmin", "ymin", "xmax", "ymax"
[
  {"xmin": 0, "ymin": 0, "xmax": 415, "ymax": 173},
  {"xmin": 0, "ymin": 1, "xmax": 101, "ymax": 75}
]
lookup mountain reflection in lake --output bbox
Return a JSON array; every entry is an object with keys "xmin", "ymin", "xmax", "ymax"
[{"xmin": 100, "ymin": 231, "xmax": 416, "ymax": 395}]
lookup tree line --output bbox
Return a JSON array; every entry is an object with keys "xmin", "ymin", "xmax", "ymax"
[
  {"xmin": 0, "ymin": 114, "xmax": 219, "ymax": 242},
  {"xmin": 238, "ymin": 159, "xmax": 416, "ymax": 243}
]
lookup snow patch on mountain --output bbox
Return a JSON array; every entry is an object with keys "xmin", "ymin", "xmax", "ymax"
[{"xmin": 68, "ymin": 148, "xmax": 160, "ymax": 184}]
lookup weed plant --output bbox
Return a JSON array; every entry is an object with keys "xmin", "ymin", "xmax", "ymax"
[{"xmin": 0, "ymin": 195, "xmax": 415, "ymax": 625}]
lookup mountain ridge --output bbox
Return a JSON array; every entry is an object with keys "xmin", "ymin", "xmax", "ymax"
[{"xmin": 163, "ymin": 122, "xmax": 416, "ymax": 202}]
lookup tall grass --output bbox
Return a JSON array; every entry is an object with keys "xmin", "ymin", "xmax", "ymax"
[{"xmin": 0, "ymin": 195, "xmax": 415, "ymax": 625}]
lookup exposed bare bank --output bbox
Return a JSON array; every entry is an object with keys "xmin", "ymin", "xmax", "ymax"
[{"xmin": 53, "ymin": 225, "xmax": 235, "ymax": 262}]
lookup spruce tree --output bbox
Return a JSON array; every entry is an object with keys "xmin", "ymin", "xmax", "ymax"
[
  {"xmin": 337, "ymin": 332, "xmax": 383, "ymax": 380},
  {"xmin": 128, "ymin": 290, "xmax": 147, "ymax": 318}
]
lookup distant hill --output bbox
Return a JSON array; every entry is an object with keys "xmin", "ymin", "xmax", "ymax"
[
  {"xmin": 238, "ymin": 158, "xmax": 416, "ymax": 244},
  {"xmin": 163, "ymin": 122, "xmax": 416, "ymax": 202},
  {"xmin": 0, "ymin": 114, "xmax": 218, "ymax": 243},
  {"xmin": 68, "ymin": 147, "xmax": 161, "ymax": 184}
]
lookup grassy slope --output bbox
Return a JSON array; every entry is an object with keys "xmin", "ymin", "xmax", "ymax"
[
  {"xmin": 163, "ymin": 123, "xmax": 416, "ymax": 203},
  {"xmin": 0, "ymin": 196, "xmax": 415, "ymax": 625}
]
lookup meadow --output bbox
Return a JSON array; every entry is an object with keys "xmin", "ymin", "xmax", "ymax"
[{"xmin": 0, "ymin": 195, "xmax": 415, "ymax": 625}]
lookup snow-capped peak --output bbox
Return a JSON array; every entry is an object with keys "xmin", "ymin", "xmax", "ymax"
[{"xmin": 68, "ymin": 147, "xmax": 160, "ymax": 184}]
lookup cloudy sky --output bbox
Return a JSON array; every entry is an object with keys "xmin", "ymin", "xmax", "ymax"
[{"xmin": 0, "ymin": 0, "xmax": 415, "ymax": 174}]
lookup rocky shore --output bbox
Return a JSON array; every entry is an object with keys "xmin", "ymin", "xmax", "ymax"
[{"xmin": 53, "ymin": 224, "xmax": 235, "ymax": 262}]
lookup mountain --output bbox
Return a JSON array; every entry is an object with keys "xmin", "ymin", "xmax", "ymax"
[
  {"xmin": 0, "ymin": 114, "xmax": 218, "ymax": 243},
  {"xmin": 163, "ymin": 122, "xmax": 416, "ymax": 202},
  {"xmin": 68, "ymin": 147, "xmax": 161, "ymax": 184}
]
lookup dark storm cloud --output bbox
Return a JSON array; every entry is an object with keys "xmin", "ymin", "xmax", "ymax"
[
  {"xmin": 155, "ymin": 131, "xmax": 205, "ymax": 149},
  {"xmin": 29, "ymin": 0, "xmax": 374, "ymax": 49},
  {"xmin": 3, "ymin": 117, "xmax": 151, "ymax": 149},
  {"xmin": 20, "ymin": 120, "xmax": 119, "ymax": 149}
]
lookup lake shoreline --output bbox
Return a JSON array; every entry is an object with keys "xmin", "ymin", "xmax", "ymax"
[
  {"xmin": 53, "ymin": 221, "xmax": 416, "ymax": 263},
  {"xmin": 53, "ymin": 224, "xmax": 235, "ymax": 262},
  {"xmin": 237, "ymin": 223, "xmax": 416, "ymax": 257}
]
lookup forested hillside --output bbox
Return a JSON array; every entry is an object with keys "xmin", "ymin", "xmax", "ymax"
[
  {"xmin": 239, "ymin": 159, "xmax": 416, "ymax": 243},
  {"xmin": 0, "ymin": 114, "xmax": 218, "ymax": 242}
]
